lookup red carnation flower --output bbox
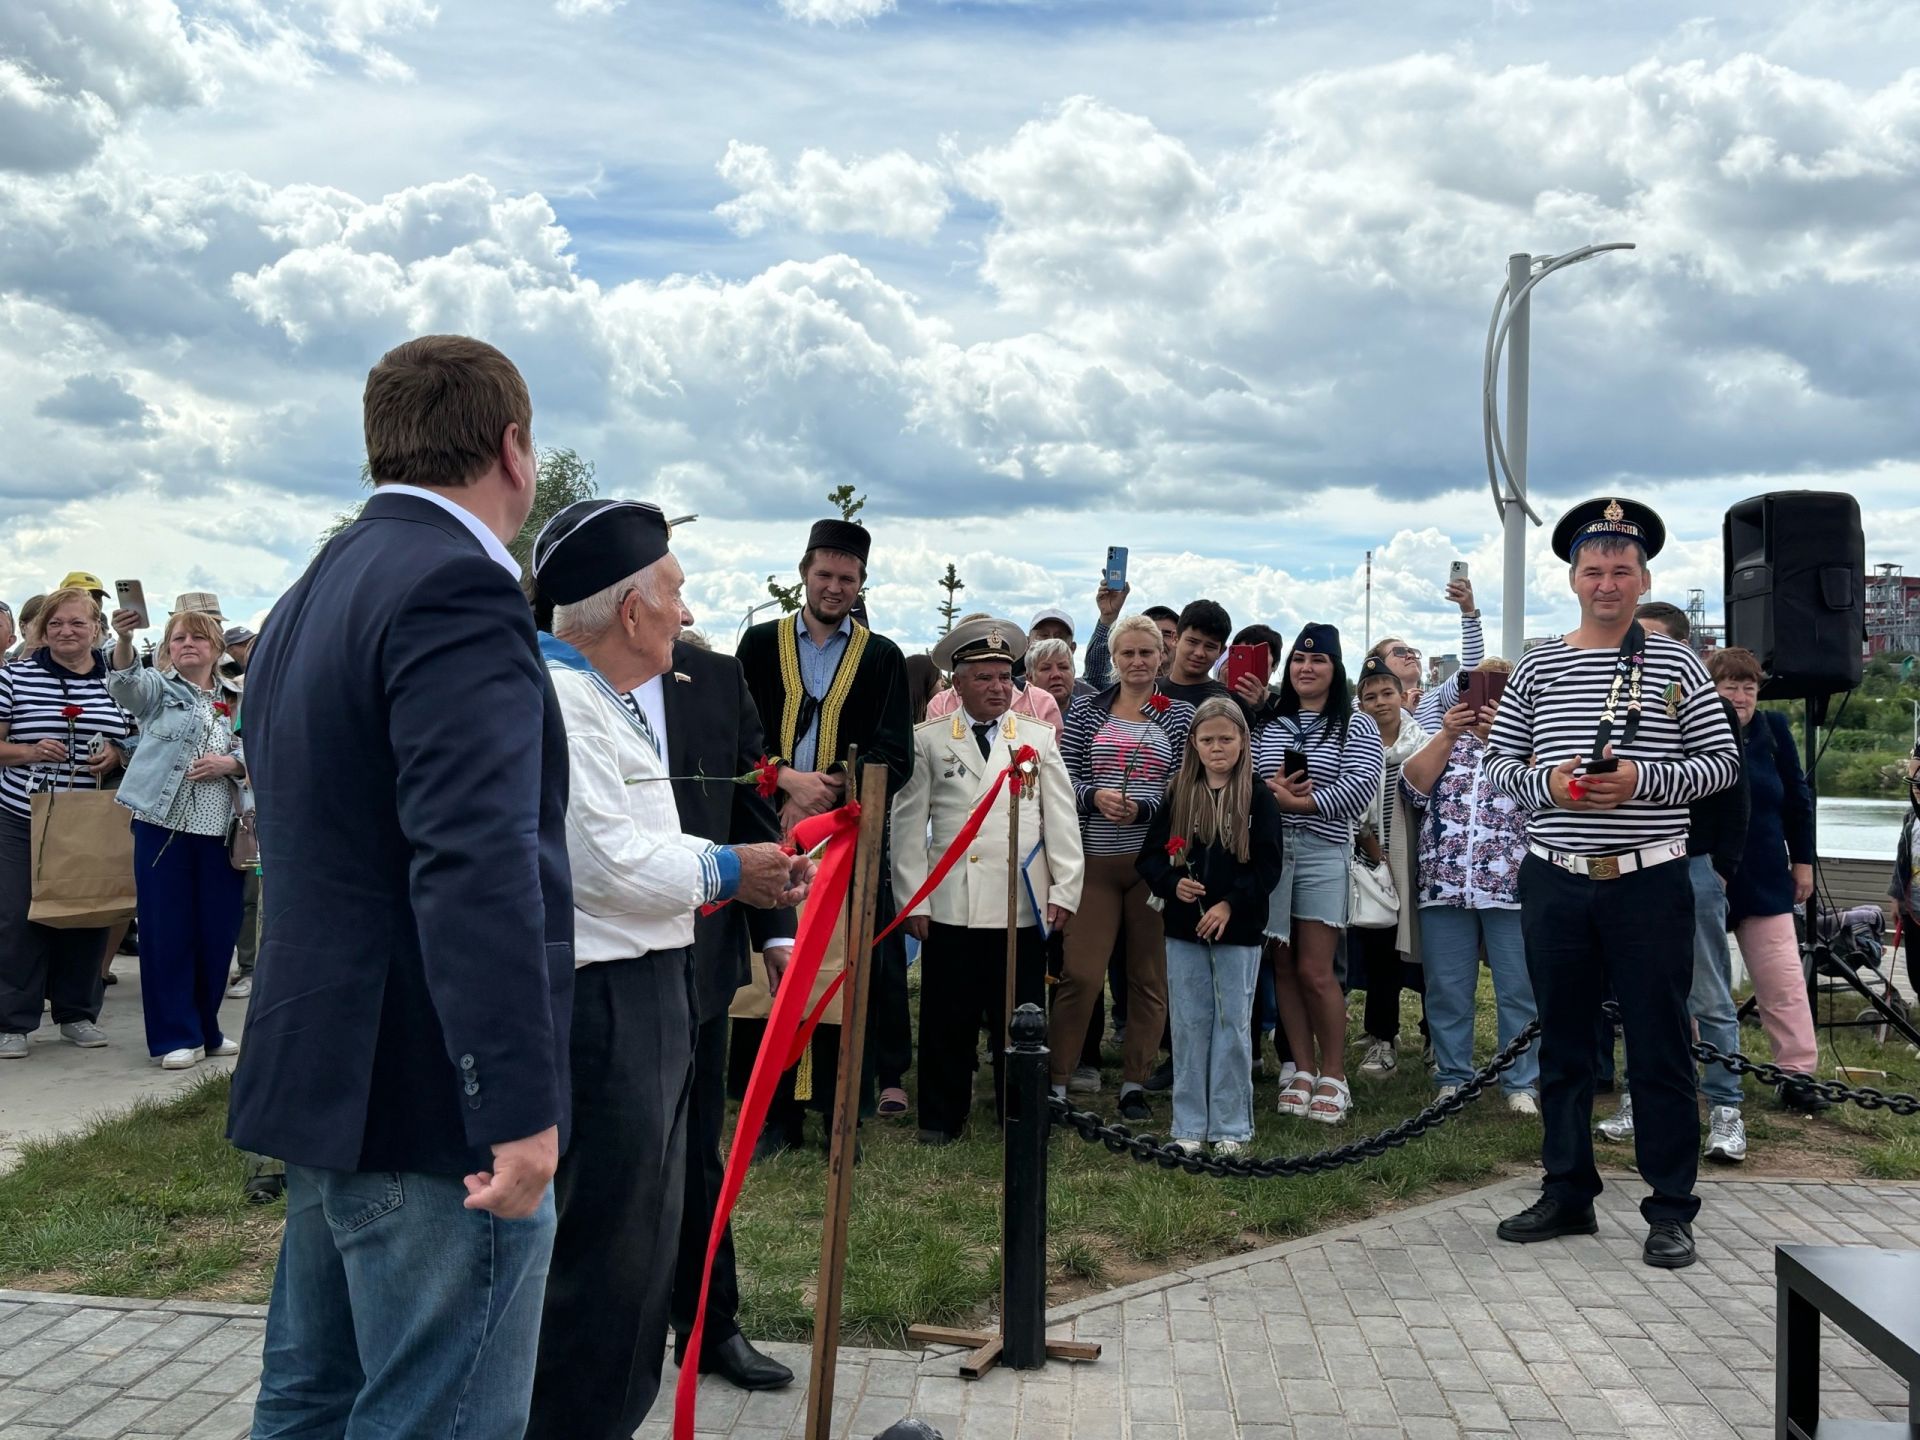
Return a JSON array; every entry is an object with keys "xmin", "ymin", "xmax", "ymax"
[
  {"xmin": 213, "ymin": 701, "xmax": 233, "ymax": 719},
  {"xmin": 61, "ymin": 705, "xmax": 84, "ymax": 720},
  {"xmin": 1144, "ymin": 693, "xmax": 1171, "ymax": 715},
  {"xmin": 1166, "ymin": 835, "xmax": 1188, "ymax": 862},
  {"xmin": 751, "ymin": 756, "xmax": 780, "ymax": 799}
]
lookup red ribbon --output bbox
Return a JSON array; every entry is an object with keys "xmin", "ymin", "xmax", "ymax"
[
  {"xmin": 790, "ymin": 745, "xmax": 1038, "ymax": 1058},
  {"xmin": 673, "ymin": 802, "xmax": 862, "ymax": 1440}
]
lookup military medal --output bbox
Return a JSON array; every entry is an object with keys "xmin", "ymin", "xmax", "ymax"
[{"xmin": 1663, "ymin": 679, "xmax": 1681, "ymax": 719}]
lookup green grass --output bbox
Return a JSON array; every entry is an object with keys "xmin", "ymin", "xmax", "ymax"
[{"xmin": 2, "ymin": 974, "xmax": 1917, "ymax": 1341}]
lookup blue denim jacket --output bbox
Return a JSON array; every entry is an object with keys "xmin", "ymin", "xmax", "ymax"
[{"xmin": 104, "ymin": 663, "xmax": 243, "ymax": 824}]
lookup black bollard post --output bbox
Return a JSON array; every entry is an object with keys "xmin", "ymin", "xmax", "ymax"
[{"xmin": 1002, "ymin": 1002, "xmax": 1050, "ymax": 1368}]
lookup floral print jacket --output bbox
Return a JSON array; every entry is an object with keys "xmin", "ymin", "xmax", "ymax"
[{"xmin": 1404, "ymin": 732, "xmax": 1528, "ymax": 910}]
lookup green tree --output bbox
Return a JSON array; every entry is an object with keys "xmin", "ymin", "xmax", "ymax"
[
  {"xmin": 936, "ymin": 562, "xmax": 965, "ymax": 635},
  {"xmin": 827, "ymin": 484, "xmax": 866, "ymax": 523},
  {"xmin": 318, "ymin": 448, "xmax": 598, "ymax": 581}
]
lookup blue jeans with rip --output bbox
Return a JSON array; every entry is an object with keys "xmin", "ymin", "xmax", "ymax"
[
  {"xmin": 1618, "ymin": 856, "xmax": 1743, "ymax": 1108},
  {"xmin": 251, "ymin": 1165, "xmax": 555, "ymax": 1440},
  {"xmin": 1166, "ymin": 937, "xmax": 1259, "ymax": 1143},
  {"xmin": 1418, "ymin": 904, "xmax": 1539, "ymax": 1096}
]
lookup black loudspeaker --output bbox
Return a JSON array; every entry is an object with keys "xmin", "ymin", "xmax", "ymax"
[{"xmin": 1723, "ymin": 490, "xmax": 1864, "ymax": 701}]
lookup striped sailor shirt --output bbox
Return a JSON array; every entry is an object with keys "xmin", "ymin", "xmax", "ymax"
[
  {"xmin": 1061, "ymin": 685, "xmax": 1195, "ymax": 857},
  {"xmin": 1251, "ymin": 706, "xmax": 1384, "ymax": 847},
  {"xmin": 1481, "ymin": 631, "xmax": 1740, "ymax": 857}
]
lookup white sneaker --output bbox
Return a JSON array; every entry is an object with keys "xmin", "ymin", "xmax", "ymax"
[
  {"xmin": 1169, "ymin": 1139, "xmax": 1203, "ymax": 1157},
  {"xmin": 1705, "ymin": 1105, "xmax": 1748, "ymax": 1164},
  {"xmin": 1212, "ymin": 1139, "xmax": 1246, "ymax": 1158},
  {"xmin": 59, "ymin": 1021, "xmax": 109, "ymax": 1049},
  {"xmin": 1596, "ymin": 1092, "xmax": 1635, "ymax": 1141},
  {"xmin": 1433, "ymin": 1084, "xmax": 1461, "ymax": 1105},
  {"xmin": 209, "ymin": 1038, "xmax": 240, "ymax": 1058},
  {"xmin": 158, "ymin": 1046, "xmax": 205, "ymax": 1070},
  {"xmin": 1506, "ymin": 1092, "xmax": 1540, "ymax": 1116},
  {"xmin": 1067, "ymin": 1066, "xmax": 1101, "ymax": 1094},
  {"xmin": 0, "ymin": 1032, "xmax": 27, "ymax": 1059},
  {"xmin": 226, "ymin": 976, "xmax": 252, "ymax": 999},
  {"xmin": 1359, "ymin": 1038, "xmax": 1397, "ymax": 1075}
]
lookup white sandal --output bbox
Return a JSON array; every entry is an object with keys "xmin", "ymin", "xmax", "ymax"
[
  {"xmin": 1276, "ymin": 1072, "xmax": 1317, "ymax": 1118},
  {"xmin": 1307, "ymin": 1076, "xmax": 1352, "ymax": 1125}
]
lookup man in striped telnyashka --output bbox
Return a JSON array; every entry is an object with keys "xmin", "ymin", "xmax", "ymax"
[{"xmin": 1480, "ymin": 497, "xmax": 1740, "ymax": 1271}]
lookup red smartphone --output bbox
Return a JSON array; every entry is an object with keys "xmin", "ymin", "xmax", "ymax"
[
  {"xmin": 1225, "ymin": 643, "xmax": 1267, "ymax": 693},
  {"xmin": 1460, "ymin": 669, "xmax": 1509, "ymax": 713}
]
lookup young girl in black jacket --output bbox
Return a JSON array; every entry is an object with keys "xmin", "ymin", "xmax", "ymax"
[{"xmin": 1138, "ymin": 698, "xmax": 1287, "ymax": 1156}]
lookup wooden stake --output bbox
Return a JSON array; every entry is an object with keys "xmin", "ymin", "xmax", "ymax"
[{"xmin": 802, "ymin": 759, "xmax": 890, "ymax": 1440}]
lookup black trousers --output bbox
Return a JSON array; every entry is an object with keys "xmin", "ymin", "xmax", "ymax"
[
  {"xmin": 670, "ymin": 1010, "xmax": 742, "ymax": 1348},
  {"xmin": 870, "ymin": 922, "xmax": 912, "ymax": 1089},
  {"xmin": 0, "ymin": 809, "xmax": 105, "ymax": 1034},
  {"xmin": 528, "ymin": 950, "xmax": 696, "ymax": 1440},
  {"xmin": 918, "ymin": 921, "xmax": 1047, "ymax": 1138},
  {"xmin": 1519, "ymin": 855, "xmax": 1700, "ymax": 1225},
  {"xmin": 1354, "ymin": 926, "xmax": 1427, "ymax": 1043}
]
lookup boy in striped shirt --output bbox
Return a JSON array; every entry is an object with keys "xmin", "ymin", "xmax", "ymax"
[{"xmin": 1482, "ymin": 497, "xmax": 1740, "ymax": 1270}]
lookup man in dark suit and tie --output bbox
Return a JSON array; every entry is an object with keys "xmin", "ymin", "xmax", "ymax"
[
  {"xmin": 231, "ymin": 335, "xmax": 574, "ymax": 1440},
  {"xmin": 661, "ymin": 634, "xmax": 800, "ymax": 1392}
]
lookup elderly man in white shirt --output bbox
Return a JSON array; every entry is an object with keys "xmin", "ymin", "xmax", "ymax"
[{"xmin": 522, "ymin": 500, "xmax": 811, "ymax": 1440}]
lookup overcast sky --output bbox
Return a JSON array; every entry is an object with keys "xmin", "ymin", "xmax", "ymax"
[{"xmin": 5, "ymin": 0, "xmax": 1917, "ymax": 659}]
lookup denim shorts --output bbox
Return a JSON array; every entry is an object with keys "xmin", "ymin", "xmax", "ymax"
[{"xmin": 1265, "ymin": 830, "xmax": 1350, "ymax": 943}]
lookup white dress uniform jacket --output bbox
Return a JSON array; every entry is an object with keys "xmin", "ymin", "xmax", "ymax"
[{"xmin": 890, "ymin": 710, "xmax": 1084, "ymax": 930}]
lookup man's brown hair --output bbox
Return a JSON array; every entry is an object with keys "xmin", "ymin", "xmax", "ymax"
[{"xmin": 363, "ymin": 335, "xmax": 532, "ymax": 488}]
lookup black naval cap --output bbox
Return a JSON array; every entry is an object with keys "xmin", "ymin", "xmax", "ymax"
[
  {"xmin": 531, "ymin": 500, "xmax": 674, "ymax": 606},
  {"xmin": 806, "ymin": 518, "xmax": 870, "ymax": 566},
  {"xmin": 1290, "ymin": 622, "xmax": 1342, "ymax": 664},
  {"xmin": 1551, "ymin": 496, "xmax": 1667, "ymax": 563}
]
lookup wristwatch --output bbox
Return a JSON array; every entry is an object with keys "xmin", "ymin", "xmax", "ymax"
[{"xmin": 1462, "ymin": 609, "xmax": 1482, "ymax": 619}]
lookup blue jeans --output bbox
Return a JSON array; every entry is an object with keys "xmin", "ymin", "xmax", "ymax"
[
  {"xmin": 252, "ymin": 1166, "xmax": 556, "ymax": 1439},
  {"xmin": 1619, "ymin": 856, "xmax": 1742, "ymax": 1108},
  {"xmin": 1166, "ymin": 937, "xmax": 1259, "ymax": 1142},
  {"xmin": 1418, "ymin": 905, "xmax": 1538, "ymax": 1096}
]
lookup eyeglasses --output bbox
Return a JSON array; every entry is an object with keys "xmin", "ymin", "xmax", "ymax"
[{"xmin": 1388, "ymin": 647, "xmax": 1420, "ymax": 660}]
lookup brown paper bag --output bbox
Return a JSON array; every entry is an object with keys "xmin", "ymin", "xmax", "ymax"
[{"xmin": 28, "ymin": 789, "xmax": 136, "ymax": 929}]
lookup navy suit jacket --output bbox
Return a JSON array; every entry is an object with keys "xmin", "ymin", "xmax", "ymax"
[
  {"xmin": 227, "ymin": 491, "xmax": 575, "ymax": 1175},
  {"xmin": 664, "ymin": 640, "xmax": 796, "ymax": 1023}
]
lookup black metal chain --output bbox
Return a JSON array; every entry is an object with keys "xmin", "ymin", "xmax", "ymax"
[
  {"xmin": 1047, "ymin": 1020, "xmax": 1542, "ymax": 1179},
  {"xmin": 1049, "ymin": 1015, "xmax": 1920, "ymax": 1179}
]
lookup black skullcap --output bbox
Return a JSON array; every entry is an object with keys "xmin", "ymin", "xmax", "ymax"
[
  {"xmin": 1551, "ymin": 496, "xmax": 1667, "ymax": 563},
  {"xmin": 806, "ymin": 518, "xmax": 870, "ymax": 566},
  {"xmin": 1291, "ymin": 622, "xmax": 1342, "ymax": 665},
  {"xmin": 531, "ymin": 500, "xmax": 673, "ymax": 606}
]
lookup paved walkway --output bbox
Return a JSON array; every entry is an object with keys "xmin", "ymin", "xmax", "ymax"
[
  {"xmin": 0, "ymin": 959, "xmax": 248, "ymax": 1173},
  {"xmin": 2, "ymin": 1173, "xmax": 1914, "ymax": 1437}
]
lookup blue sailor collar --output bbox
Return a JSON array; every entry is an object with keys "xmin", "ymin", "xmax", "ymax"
[{"xmin": 539, "ymin": 632, "xmax": 657, "ymax": 749}]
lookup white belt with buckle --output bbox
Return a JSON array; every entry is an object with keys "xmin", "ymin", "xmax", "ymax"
[{"xmin": 1528, "ymin": 838, "xmax": 1687, "ymax": 881}]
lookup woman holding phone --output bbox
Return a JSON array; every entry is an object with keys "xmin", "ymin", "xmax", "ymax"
[
  {"xmin": 1402, "ymin": 659, "xmax": 1540, "ymax": 1111},
  {"xmin": 108, "ymin": 605, "xmax": 247, "ymax": 1068},
  {"xmin": 1254, "ymin": 624, "xmax": 1382, "ymax": 1124}
]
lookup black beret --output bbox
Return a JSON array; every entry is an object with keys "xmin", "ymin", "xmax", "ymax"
[
  {"xmin": 1290, "ymin": 622, "xmax": 1343, "ymax": 665},
  {"xmin": 1551, "ymin": 496, "xmax": 1667, "ymax": 563},
  {"xmin": 531, "ymin": 500, "xmax": 673, "ymax": 606},
  {"xmin": 806, "ymin": 519, "xmax": 870, "ymax": 566}
]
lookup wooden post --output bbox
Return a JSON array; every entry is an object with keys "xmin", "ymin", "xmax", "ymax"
[{"xmin": 803, "ymin": 759, "xmax": 890, "ymax": 1440}]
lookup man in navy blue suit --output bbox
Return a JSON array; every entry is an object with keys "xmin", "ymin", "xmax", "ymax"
[{"xmin": 230, "ymin": 335, "xmax": 574, "ymax": 1439}]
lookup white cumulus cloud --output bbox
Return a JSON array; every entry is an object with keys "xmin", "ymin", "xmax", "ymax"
[
  {"xmin": 715, "ymin": 140, "xmax": 951, "ymax": 242},
  {"xmin": 777, "ymin": 0, "xmax": 896, "ymax": 24}
]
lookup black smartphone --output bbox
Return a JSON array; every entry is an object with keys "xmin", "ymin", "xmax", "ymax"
[
  {"xmin": 1581, "ymin": 756, "xmax": 1620, "ymax": 775},
  {"xmin": 1283, "ymin": 749, "xmax": 1309, "ymax": 780}
]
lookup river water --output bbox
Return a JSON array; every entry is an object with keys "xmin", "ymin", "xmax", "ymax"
[{"xmin": 1818, "ymin": 796, "xmax": 1911, "ymax": 859}]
